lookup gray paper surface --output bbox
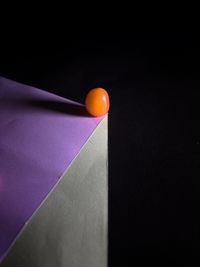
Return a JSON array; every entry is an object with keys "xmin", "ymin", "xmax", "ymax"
[{"xmin": 1, "ymin": 117, "xmax": 108, "ymax": 267}]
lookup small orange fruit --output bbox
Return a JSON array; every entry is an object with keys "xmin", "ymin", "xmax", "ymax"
[{"xmin": 85, "ymin": 88, "xmax": 110, "ymax": 117}]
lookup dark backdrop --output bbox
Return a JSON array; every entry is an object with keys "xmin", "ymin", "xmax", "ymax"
[{"xmin": 1, "ymin": 31, "xmax": 200, "ymax": 266}]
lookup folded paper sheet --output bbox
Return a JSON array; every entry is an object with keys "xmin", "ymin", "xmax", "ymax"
[
  {"xmin": 1, "ymin": 116, "xmax": 107, "ymax": 267},
  {"xmin": 0, "ymin": 77, "xmax": 104, "ymax": 262}
]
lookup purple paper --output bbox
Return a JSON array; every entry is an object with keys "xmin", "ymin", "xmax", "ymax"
[{"xmin": 0, "ymin": 77, "xmax": 104, "ymax": 261}]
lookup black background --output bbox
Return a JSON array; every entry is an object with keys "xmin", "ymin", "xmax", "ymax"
[{"xmin": 1, "ymin": 31, "xmax": 200, "ymax": 266}]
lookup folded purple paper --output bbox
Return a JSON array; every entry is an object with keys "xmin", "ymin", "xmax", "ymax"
[{"xmin": 0, "ymin": 77, "xmax": 103, "ymax": 262}]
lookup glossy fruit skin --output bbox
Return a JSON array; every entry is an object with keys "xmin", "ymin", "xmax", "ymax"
[{"xmin": 85, "ymin": 88, "xmax": 110, "ymax": 117}]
